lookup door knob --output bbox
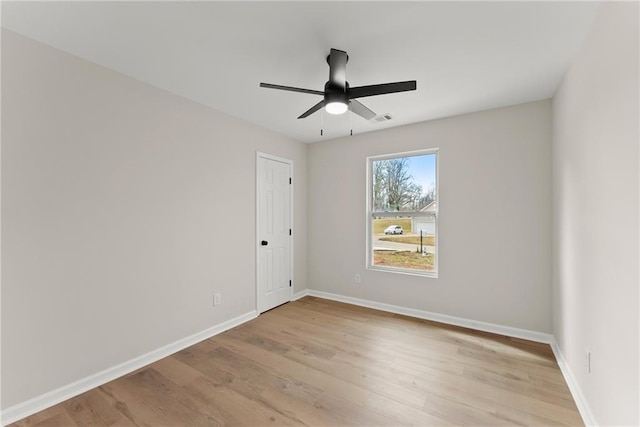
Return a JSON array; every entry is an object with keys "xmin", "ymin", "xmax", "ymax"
[{"xmin": 261, "ymin": 240, "xmax": 268, "ymax": 246}]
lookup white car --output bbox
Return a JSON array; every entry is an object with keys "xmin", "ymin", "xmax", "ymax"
[{"xmin": 384, "ymin": 225, "xmax": 404, "ymax": 235}]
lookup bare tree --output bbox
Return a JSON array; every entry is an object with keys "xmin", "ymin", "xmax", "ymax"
[
  {"xmin": 372, "ymin": 158, "xmax": 419, "ymax": 211},
  {"xmin": 372, "ymin": 161, "xmax": 387, "ymax": 211},
  {"xmin": 420, "ymin": 183, "xmax": 436, "ymax": 208},
  {"xmin": 407, "ymin": 182, "xmax": 424, "ymax": 210}
]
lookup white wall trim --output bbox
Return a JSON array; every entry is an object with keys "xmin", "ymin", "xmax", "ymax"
[
  {"xmin": 549, "ymin": 338, "xmax": 598, "ymax": 426},
  {"xmin": 1, "ymin": 310, "xmax": 257, "ymax": 426},
  {"xmin": 306, "ymin": 290, "xmax": 553, "ymax": 344},
  {"xmin": 291, "ymin": 289, "xmax": 309, "ymax": 301}
]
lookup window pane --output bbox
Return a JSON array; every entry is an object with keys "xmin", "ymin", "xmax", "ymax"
[
  {"xmin": 372, "ymin": 154, "xmax": 436, "ymax": 212},
  {"xmin": 370, "ymin": 152, "xmax": 437, "ymax": 274},
  {"xmin": 372, "ymin": 215, "xmax": 436, "ymax": 271}
]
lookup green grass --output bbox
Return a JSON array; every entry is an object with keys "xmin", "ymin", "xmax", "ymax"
[
  {"xmin": 372, "ymin": 218, "xmax": 412, "ymax": 234},
  {"xmin": 373, "ymin": 250, "xmax": 435, "ymax": 271},
  {"xmin": 379, "ymin": 235, "xmax": 436, "ymax": 246}
]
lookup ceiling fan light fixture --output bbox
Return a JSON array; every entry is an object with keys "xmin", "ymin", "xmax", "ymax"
[{"xmin": 325, "ymin": 101, "xmax": 348, "ymax": 115}]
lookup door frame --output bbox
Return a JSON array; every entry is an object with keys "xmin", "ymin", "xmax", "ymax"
[{"xmin": 255, "ymin": 151, "xmax": 294, "ymax": 313}]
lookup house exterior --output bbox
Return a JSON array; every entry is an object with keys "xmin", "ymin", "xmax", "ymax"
[{"xmin": 411, "ymin": 201, "xmax": 437, "ymax": 235}]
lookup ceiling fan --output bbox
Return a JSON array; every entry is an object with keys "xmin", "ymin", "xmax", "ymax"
[{"xmin": 260, "ymin": 48, "xmax": 417, "ymax": 120}]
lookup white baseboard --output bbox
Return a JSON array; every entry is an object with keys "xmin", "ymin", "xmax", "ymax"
[
  {"xmin": 549, "ymin": 338, "xmax": 598, "ymax": 426},
  {"xmin": 291, "ymin": 288, "xmax": 309, "ymax": 301},
  {"xmin": 1, "ymin": 310, "xmax": 257, "ymax": 426},
  {"xmin": 306, "ymin": 289, "xmax": 553, "ymax": 344}
]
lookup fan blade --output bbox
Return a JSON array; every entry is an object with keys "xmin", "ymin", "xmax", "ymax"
[
  {"xmin": 260, "ymin": 83, "xmax": 324, "ymax": 96},
  {"xmin": 298, "ymin": 100, "xmax": 326, "ymax": 119},
  {"xmin": 328, "ymin": 48, "xmax": 348, "ymax": 90},
  {"xmin": 349, "ymin": 100, "xmax": 376, "ymax": 120},
  {"xmin": 348, "ymin": 81, "xmax": 417, "ymax": 99}
]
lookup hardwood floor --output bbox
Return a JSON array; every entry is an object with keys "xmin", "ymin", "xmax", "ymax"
[{"xmin": 12, "ymin": 297, "xmax": 583, "ymax": 426}]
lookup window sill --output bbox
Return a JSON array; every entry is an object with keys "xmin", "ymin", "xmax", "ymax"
[{"xmin": 367, "ymin": 265, "xmax": 438, "ymax": 279}]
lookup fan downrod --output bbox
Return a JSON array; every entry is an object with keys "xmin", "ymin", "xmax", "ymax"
[{"xmin": 327, "ymin": 54, "xmax": 348, "ymax": 65}]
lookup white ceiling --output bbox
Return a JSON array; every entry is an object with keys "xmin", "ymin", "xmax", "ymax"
[{"xmin": 2, "ymin": 1, "xmax": 600, "ymax": 143}]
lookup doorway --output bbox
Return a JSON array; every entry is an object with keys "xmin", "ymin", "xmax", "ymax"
[{"xmin": 256, "ymin": 152, "xmax": 293, "ymax": 313}]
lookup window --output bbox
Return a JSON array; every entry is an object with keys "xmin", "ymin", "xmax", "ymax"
[{"xmin": 367, "ymin": 149, "xmax": 438, "ymax": 277}]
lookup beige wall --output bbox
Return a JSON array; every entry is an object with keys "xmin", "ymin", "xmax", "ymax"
[
  {"xmin": 1, "ymin": 30, "xmax": 307, "ymax": 408},
  {"xmin": 308, "ymin": 100, "xmax": 553, "ymax": 333},
  {"xmin": 552, "ymin": 2, "xmax": 639, "ymax": 425}
]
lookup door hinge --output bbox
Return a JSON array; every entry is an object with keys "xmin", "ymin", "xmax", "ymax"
[
  {"xmin": 289, "ymin": 229, "xmax": 292, "ymax": 236},
  {"xmin": 289, "ymin": 177, "xmax": 292, "ymax": 184},
  {"xmin": 289, "ymin": 280, "xmax": 292, "ymax": 287}
]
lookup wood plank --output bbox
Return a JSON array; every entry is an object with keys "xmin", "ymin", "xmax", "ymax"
[
  {"xmin": 62, "ymin": 389, "xmax": 135, "ymax": 427},
  {"xmin": 204, "ymin": 337, "xmax": 398, "ymax": 425}
]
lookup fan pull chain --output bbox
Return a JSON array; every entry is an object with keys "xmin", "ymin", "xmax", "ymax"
[
  {"xmin": 347, "ymin": 67, "xmax": 352, "ymax": 137},
  {"xmin": 320, "ymin": 109, "xmax": 324, "ymax": 136}
]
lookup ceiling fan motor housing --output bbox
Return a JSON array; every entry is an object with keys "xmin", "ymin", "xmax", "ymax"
[{"xmin": 324, "ymin": 81, "xmax": 349, "ymax": 106}]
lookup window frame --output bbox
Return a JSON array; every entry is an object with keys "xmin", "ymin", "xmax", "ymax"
[{"xmin": 366, "ymin": 148, "xmax": 439, "ymax": 278}]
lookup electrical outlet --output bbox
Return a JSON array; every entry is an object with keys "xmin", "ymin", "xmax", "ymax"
[
  {"xmin": 355, "ymin": 274, "xmax": 362, "ymax": 284},
  {"xmin": 214, "ymin": 293, "xmax": 221, "ymax": 306}
]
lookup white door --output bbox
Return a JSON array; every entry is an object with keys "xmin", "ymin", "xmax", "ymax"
[{"xmin": 257, "ymin": 154, "xmax": 292, "ymax": 313}]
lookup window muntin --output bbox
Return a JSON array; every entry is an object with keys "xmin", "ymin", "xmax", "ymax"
[{"xmin": 367, "ymin": 150, "xmax": 438, "ymax": 277}]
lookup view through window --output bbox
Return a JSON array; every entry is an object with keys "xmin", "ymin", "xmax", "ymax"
[{"xmin": 368, "ymin": 150, "xmax": 438, "ymax": 275}]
